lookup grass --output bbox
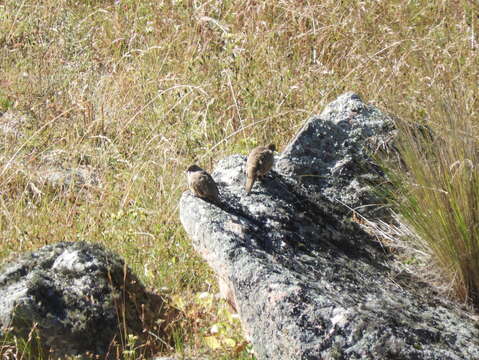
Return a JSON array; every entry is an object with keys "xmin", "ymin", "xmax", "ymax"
[
  {"xmin": 388, "ymin": 85, "xmax": 479, "ymax": 305},
  {"xmin": 0, "ymin": 0, "xmax": 478, "ymax": 358}
]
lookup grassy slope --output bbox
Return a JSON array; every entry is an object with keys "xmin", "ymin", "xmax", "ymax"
[{"xmin": 0, "ymin": 0, "xmax": 477, "ymax": 358}]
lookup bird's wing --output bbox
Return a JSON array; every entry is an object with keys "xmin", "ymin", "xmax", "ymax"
[{"xmin": 199, "ymin": 172, "xmax": 219, "ymax": 198}]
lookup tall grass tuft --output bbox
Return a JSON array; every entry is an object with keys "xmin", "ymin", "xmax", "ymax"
[{"xmin": 389, "ymin": 84, "xmax": 479, "ymax": 305}]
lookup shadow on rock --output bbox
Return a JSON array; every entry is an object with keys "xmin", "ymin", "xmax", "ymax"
[{"xmin": 0, "ymin": 242, "xmax": 178, "ymax": 359}]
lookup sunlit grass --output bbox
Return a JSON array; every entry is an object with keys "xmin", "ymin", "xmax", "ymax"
[
  {"xmin": 388, "ymin": 84, "xmax": 479, "ymax": 305},
  {"xmin": 0, "ymin": 0, "xmax": 478, "ymax": 358}
]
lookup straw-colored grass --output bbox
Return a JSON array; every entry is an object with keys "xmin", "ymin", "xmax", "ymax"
[{"xmin": 0, "ymin": 0, "xmax": 478, "ymax": 358}]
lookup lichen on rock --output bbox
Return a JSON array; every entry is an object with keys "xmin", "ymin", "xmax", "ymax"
[{"xmin": 0, "ymin": 242, "xmax": 174, "ymax": 359}]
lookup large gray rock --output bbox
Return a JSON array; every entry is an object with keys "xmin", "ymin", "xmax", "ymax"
[
  {"xmin": 180, "ymin": 93, "xmax": 479, "ymax": 360},
  {"xmin": 0, "ymin": 242, "xmax": 172, "ymax": 359}
]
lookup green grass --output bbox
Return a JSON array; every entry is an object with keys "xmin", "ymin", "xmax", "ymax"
[
  {"xmin": 388, "ymin": 84, "xmax": 479, "ymax": 305},
  {"xmin": 0, "ymin": 0, "xmax": 478, "ymax": 358}
]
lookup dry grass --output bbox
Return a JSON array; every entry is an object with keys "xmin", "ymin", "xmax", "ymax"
[{"xmin": 0, "ymin": 0, "xmax": 478, "ymax": 358}]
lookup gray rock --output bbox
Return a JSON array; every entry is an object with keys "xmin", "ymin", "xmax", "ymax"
[
  {"xmin": 0, "ymin": 110, "xmax": 31, "ymax": 138},
  {"xmin": 39, "ymin": 149, "xmax": 93, "ymax": 167},
  {"xmin": 30, "ymin": 150, "xmax": 101, "ymax": 197},
  {"xmin": 37, "ymin": 166, "xmax": 100, "ymax": 191},
  {"xmin": 180, "ymin": 93, "xmax": 479, "ymax": 360},
  {"xmin": 276, "ymin": 92, "xmax": 396, "ymax": 219},
  {"xmin": 39, "ymin": 149, "xmax": 71, "ymax": 166},
  {"xmin": 0, "ymin": 242, "xmax": 172, "ymax": 359}
]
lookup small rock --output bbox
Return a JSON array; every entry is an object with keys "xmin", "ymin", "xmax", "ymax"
[
  {"xmin": 39, "ymin": 149, "xmax": 70, "ymax": 167},
  {"xmin": 37, "ymin": 165, "xmax": 100, "ymax": 191},
  {"xmin": 0, "ymin": 242, "xmax": 174, "ymax": 359},
  {"xmin": 0, "ymin": 110, "xmax": 31, "ymax": 138}
]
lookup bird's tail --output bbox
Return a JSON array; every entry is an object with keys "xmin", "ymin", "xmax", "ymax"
[{"xmin": 245, "ymin": 176, "xmax": 255, "ymax": 195}]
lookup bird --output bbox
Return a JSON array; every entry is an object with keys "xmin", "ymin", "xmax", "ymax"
[
  {"xmin": 185, "ymin": 164, "xmax": 220, "ymax": 204},
  {"xmin": 245, "ymin": 144, "xmax": 276, "ymax": 195}
]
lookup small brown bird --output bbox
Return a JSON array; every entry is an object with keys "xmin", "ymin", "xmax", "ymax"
[
  {"xmin": 186, "ymin": 164, "xmax": 220, "ymax": 204},
  {"xmin": 245, "ymin": 144, "xmax": 276, "ymax": 195}
]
